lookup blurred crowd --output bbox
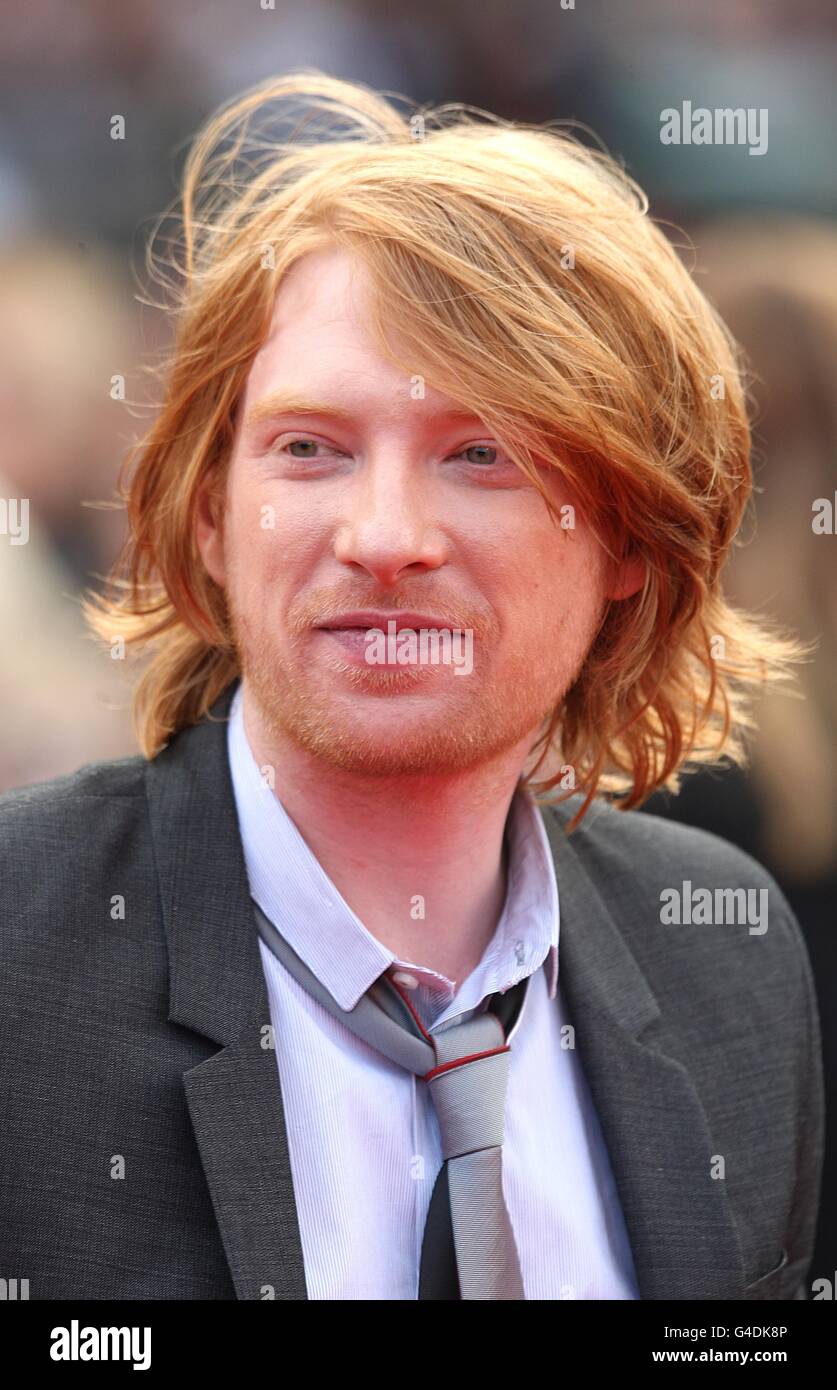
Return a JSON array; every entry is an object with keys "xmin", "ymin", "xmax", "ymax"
[{"xmin": 1, "ymin": 0, "xmax": 835, "ymax": 1280}]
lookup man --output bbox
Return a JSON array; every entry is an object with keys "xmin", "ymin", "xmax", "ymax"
[{"xmin": 0, "ymin": 72, "xmax": 824, "ymax": 1300}]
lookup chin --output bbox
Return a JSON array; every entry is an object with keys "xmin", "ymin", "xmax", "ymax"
[
  {"xmin": 278, "ymin": 700, "xmax": 532, "ymax": 778},
  {"xmin": 285, "ymin": 721, "xmax": 465, "ymax": 776}
]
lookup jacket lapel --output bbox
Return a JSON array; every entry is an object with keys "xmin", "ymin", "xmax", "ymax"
[
  {"xmin": 145, "ymin": 679, "xmax": 308, "ymax": 1300},
  {"xmin": 541, "ymin": 800, "xmax": 746, "ymax": 1299}
]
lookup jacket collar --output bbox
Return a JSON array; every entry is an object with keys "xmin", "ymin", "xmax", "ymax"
[{"xmin": 145, "ymin": 679, "xmax": 745, "ymax": 1300}]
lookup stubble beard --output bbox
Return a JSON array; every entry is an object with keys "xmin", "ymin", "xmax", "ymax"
[{"xmin": 225, "ymin": 596, "xmax": 579, "ymax": 779}]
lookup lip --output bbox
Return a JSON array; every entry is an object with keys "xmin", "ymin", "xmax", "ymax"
[{"xmin": 313, "ymin": 610, "xmax": 459, "ymax": 632}]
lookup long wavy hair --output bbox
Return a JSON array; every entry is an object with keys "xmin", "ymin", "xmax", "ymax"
[{"xmin": 83, "ymin": 69, "xmax": 809, "ymax": 828}]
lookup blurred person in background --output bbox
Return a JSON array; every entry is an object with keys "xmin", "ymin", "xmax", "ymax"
[
  {"xmin": 0, "ymin": 240, "xmax": 138, "ymax": 787},
  {"xmin": 643, "ymin": 216, "xmax": 837, "ymax": 1284}
]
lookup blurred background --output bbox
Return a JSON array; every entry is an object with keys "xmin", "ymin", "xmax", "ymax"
[{"xmin": 0, "ymin": 0, "xmax": 834, "ymax": 1286}]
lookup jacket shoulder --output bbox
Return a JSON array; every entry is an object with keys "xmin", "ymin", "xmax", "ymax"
[
  {"xmin": 0, "ymin": 755, "xmax": 152, "ymax": 940},
  {"xmin": 545, "ymin": 792, "xmax": 799, "ymax": 934},
  {"xmin": 549, "ymin": 792, "xmax": 773, "ymax": 879},
  {"xmin": 0, "ymin": 753, "xmax": 147, "ymax": 821},
  {"xmin": 540, "ymin": 792, "xmax": 816, "ymax": 1030}
]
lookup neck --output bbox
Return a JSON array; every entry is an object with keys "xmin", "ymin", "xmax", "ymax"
[{"xmin": 241, "ymin": 685, "xmax": 537, "ymax": 988}]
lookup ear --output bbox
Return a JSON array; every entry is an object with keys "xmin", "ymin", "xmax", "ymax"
[
  {"xmin": 195, "ymin": 478, "xmax": 227, "ymax": 589},
  {"xmin": 605, "ymin": 550, "xmax": 646, "ymax": 601}
]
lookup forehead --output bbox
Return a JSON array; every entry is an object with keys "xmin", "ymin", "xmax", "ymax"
[
  {"xmin": 268, "ymin": 244, "xmax": 370, "ymax": 333},
  {"xmin": 240, "ymin": 244, "xmax": 486, "ymax": 432}
]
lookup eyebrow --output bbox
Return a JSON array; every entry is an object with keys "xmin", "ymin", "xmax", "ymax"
[
  {"xmin": 243, "ymin": 391, "xmax": 488, "ymax": 433},
  {"xmin": 244, "ymin": 393, "xmax": 356, "ymax": 431}
]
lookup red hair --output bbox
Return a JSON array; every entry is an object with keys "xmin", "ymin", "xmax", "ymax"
[{"xmin": 84, "ymin": 70, "xmax": 808, "ymax": 827}]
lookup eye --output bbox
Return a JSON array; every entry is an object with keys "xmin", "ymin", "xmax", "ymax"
[
  {"xmin": 286, "ymin": 437, "xmax": 328, "ymax": 458},
  {"xmin": 270, "ymin": 435, "xmax": 344, "ymax": 462},
  {"xmin": 454, "ymin": 443, "xmax": 502, "ymax": 467}
]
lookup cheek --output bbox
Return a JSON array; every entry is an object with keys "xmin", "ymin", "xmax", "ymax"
[
  {"xmin": 510, "ymin": 527, "xmax": 606, "ymax": 642},
  {"xmin": 226, "ymin": 481, "xmax": 307, "ymax": 586}
]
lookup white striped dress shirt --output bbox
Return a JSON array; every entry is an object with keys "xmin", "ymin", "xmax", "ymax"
[{"xmin": 227, "ymin": 682, "xmax": 639, "ymax": 1299}]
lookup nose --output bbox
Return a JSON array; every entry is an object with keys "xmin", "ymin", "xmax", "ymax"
[{"xmin": 332, "ymin": 451, "xmax": 447, "ymax": 587}]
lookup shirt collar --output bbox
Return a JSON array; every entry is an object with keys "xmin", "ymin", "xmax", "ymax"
[{"xmin": 227, "ymin": 681, "xmax": 559, "ymax": 1021}]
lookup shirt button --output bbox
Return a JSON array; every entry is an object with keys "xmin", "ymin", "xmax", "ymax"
[
  {"xmin": 391, "ymin": 970, "xmax": 419, "ymax": 990},
  {"xmin": 514, "ymin": 940, "xmax": 526, "ymax": 964}
]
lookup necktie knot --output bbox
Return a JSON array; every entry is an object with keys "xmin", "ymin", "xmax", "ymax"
[{"xmin": 427, "ymin": 1046, "xmax": 511, "ymax": 1160}]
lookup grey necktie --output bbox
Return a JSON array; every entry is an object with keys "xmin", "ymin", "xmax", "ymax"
[{"xmin": 252, "ymin": 900, "xmax": 529, "ymax": 1300}]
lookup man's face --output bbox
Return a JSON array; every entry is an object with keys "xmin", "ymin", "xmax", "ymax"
[{"xmin": 197, "ymin": 245, "xmax": 617, "ymax": 776}]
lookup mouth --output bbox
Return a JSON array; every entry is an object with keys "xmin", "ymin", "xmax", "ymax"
[
  {"xmin": 311, "ymin": 611, "xmax": 466, "ymax": 671},
  {"xmin": 313, "ymin": 611, "xmax": 458, "ymax": 634}
]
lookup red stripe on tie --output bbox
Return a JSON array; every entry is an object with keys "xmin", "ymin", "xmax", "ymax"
[
  {"xmin": 387, "ymin": 976, "xmax": 433, "ymax": 1041},
  {"xmin": 424, "ymin": 1044, "xmax": 510, "ymax": 1082}
]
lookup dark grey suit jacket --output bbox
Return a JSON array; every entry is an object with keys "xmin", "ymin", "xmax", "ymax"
[{"xmin": 0, "ymin": 679, "xmax": 824, "ymax": 1300}]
